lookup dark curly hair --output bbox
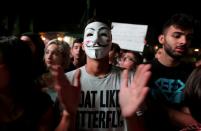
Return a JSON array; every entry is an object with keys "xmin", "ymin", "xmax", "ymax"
[{"xmin": 162, "ymin": 13, "xmax": 195, "ymax": 34}]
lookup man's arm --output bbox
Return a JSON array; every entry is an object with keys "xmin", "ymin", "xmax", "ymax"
[
  {"xmin": 119, "ymin": 64, "xmax": 151, "ymax": 131},
  {"xmin": 167, "ymin": 107, "xmax": 198, "ymax": 128}
]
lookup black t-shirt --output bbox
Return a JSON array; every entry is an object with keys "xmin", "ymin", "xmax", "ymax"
[
  {"xmin": 144, "ymin": 58, "xmax": 194, "ymax": 131},
  {"xmin": 148, "ymin": 58, "xmax": 194, "ymax": 106}
]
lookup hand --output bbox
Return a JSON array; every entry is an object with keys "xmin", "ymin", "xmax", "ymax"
[
  {"xmin": 50, "ymin": 65, "xmax": 81, "ymax": 116},
  {"xmin": 119, "ymin": 64, "xmax": 151, "ymax": 118},
  {"xmin": 41, "ymin": 72, "xmax": 54, "ymax": 87}
]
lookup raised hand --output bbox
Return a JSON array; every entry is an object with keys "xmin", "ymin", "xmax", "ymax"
[
  {"xmin": 50, "ymin": 65, "xmax": 81, "ymax": 115},
  {"xmin": 119, "ymin": 64, "xmax": 151, "ymax": 118}
]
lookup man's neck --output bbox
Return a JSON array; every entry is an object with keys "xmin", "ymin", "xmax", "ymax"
[
  {"xmin": 158, "ymin": 49, "xmax": 180, "ymax": 67},
  {"xmin": 85, "ymin": 57, "xmax": 111, "ymax": 78}
]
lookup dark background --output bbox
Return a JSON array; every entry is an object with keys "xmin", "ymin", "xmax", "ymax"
[{"xmin": 1, "ymin": 0, "xmax": 200, "ymax": 47}]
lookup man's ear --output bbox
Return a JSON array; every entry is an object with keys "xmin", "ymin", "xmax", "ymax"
[{"xmin": 158, "ymin": 34, "xmax": 165, "ymax": 44}]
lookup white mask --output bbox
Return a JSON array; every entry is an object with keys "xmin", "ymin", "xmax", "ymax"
[{"xmin": 83, "ymin": 22, "xmax": 112, "ymax": 59}]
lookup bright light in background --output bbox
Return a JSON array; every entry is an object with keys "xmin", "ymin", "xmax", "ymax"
[
  {"xmin": 154, "ymin": 45, "xmax": 159, "ymax": 50},
  {"xmin": 41, "ymin": 35, "xmax": 46, "ymax": 41},
  {"xmin": 39, "ymin": 32, "xmax": 80, "ymax": 46},
  {"xmin": 57, "ymin": 37, "xmax": 63, "ymax": 41},
  {"xmin": 194, "ymin": 48, "xmax": 199, "ymax": 52},
  {"xmin": 63, "ymin": 36, "xmax": 71, "ymax": 43}
]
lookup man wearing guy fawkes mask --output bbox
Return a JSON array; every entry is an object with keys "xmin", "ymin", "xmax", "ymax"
[
  {"xmin": 54, "ymin": 17, "xmax": 148, "ymax": 131},
  {"xmin": 68, "ymin": 19, "xmax": 125, "ymax": 131},
  {"xmin": 83, "ymin": 21, "xmax": 112, "ymax": 59}
]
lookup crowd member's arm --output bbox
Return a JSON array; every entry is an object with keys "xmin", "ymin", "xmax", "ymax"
[
  {"xmin": 50, "ymin": 65, "xmax": 81, "ymax": 131},
  {"xmin": 37, "ymin": 106, "xmax": 54, "ymax": 131},
  {"xmin": 119, "ymin": 64, "xmax": 151, "ymax": 131},
  {"xmin": 55, "ymin": 110, "xmax": 75, "ymax": 131},
  {"xmin": 167, "ymin": 106, "xmax": 198, "ymax": 129}
]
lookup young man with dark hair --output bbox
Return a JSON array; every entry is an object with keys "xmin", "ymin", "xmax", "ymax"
[
  {"xmin": 144, "ymin": 13, "xmax": 198, "ymax": 131},
  {"xmin": 68, "ymin": 37, "xmax": 86, "ymax": 71}
]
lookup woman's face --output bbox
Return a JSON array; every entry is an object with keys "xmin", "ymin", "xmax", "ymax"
[
  {"xmin": 44, "ymin": 44, "xmax": 63, "ymax": 68},
  {"xmin": 119, "ymin": 52, "xmax": 135, "ymax": 70}
]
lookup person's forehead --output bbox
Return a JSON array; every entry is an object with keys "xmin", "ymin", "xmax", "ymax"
[
  {"xmin": 124, "ymin": 52, "xmax": 134, "ymax": 57},
  {"xmin": 166, "ymin": 25, "xmax": 193, "ymax": 34},
  {"xmin": 47, "ymin": 44, "xmax": 59, "ymax": 50},
  {"xmin": 85, "ymin": 22, "xmax": 109, "ymax": 31},
  {"xmin": 73, "ymin": 42, "xmax": 82, "ymax": 47}
]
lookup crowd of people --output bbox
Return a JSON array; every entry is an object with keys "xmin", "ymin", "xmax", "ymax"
[{"xmin": 0, "ymin": 13, "xmax": 201, "ymax": 131}]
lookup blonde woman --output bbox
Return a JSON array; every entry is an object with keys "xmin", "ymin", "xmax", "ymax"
[{"xmin": 41, "ymin": 39, "xmax": 70, "ymax": 102}]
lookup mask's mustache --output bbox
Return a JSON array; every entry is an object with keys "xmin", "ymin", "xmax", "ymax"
[{"xmin": 86, "ymin": 42, "xmax": 109, "ymax": 47}]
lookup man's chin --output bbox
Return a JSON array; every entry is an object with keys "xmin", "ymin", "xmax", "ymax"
[{"xmin": 172, "ymin": 54, "xmax": 183, "ymax": 60}]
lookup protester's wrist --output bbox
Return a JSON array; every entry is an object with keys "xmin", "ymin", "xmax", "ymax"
[
  {"xmin": 62, "ymin": 110, "xmax": 76, "ymax": 120},
  {"xmin": 125, "ymin": 109, "xmax": 145, "ymax": 122}
]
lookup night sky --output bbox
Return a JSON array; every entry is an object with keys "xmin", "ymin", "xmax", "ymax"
[{"xmin": 1, "ymin": 0, "xmax": 200, "ymax": 47}]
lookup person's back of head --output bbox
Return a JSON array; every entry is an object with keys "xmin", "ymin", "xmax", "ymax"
[
  {"xmin": 0, "ymin": 35, "xmax": 35, "ymax": 101},
  {"xmin": 20, "ymin": 32, "xmax": 46, "ymax": 77},
  {"xmin": 184, "ymin": 67, "xmax": 201, "ymax": 123},
  {"xmin": 20, "ymin": 32, "xmax": 45, "ymax": 54}
]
